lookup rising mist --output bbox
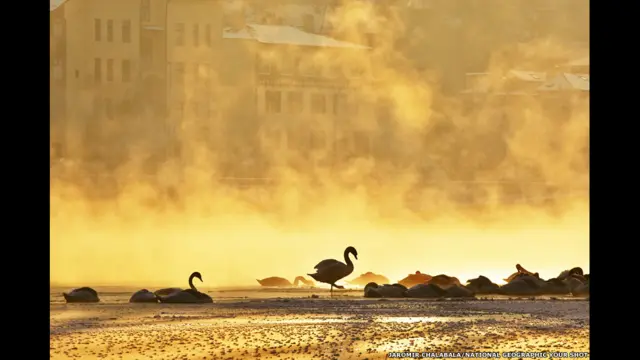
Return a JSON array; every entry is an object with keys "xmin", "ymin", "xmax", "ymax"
[{"xmin": 50, "ymin": 0, "xmax": 589, "ymax": 288}]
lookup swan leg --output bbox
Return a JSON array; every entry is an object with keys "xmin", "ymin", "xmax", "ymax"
[{"xmin": 330, "ymin": 284, "xmax": 333, "ymax": 297}]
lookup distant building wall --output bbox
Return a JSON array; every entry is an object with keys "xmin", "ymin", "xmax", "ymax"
[
  {"xmin": 165, "ymin": 0, "xmax": 225, "ymax": 156},
  {"xmin": 50, "ymin": 6, "xmax": 67, "ymax": 155}
]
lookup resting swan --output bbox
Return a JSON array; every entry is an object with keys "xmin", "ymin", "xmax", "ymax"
[
  {"xmin": 426, "ymin": 274, "xmax": 461, "ymax": 289},
  {"xmin": 154, "ymin": 288, "xmax": 182, "ymax": 297},
  {"xmin": 398, "ymin": 271, "xmax": 432, "ymax": 288},
  {"xmin": 504, "ymin": 264, "xmax": 539, "ymax": 283},
  {"xmin": 308, "ymin": 246, "xmax": 358, "ymax": 296},
  {"xmin": 465, "ymin": 276, "xmax": 500, "ymax": 294},
  {"xmin": 363, "ymin": 282, "xmax": 407, "ymax": 298},
  {"xmin": 256, "ymin": 277, "xmax": 292, "ymax": 287},
  {"xmin": 349, "ymin": 272, "xmax": 390, "ymax": 286},
  {"xmin": 156, "ymin": 272, "xmax": 213, "ymax": 304},
  {"xmin": 256, "ymin": 276, "xmax": 314, "ymax": 287},
  {"xmin": 129, "ymin": 289, "xmax": 158, "ymax": 303},
  {"xmin": 63, "ymin": 287, "xmax": 100, "ymax": 303}
]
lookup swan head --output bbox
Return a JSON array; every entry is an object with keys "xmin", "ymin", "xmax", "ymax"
[
  {"xmin": 346, "ymin": 246, "xmax": 358, "ymax": 260},
  {"xmin": 192, "ymin": 272, "xmax": 203, "ymax": 282},
  {"xmin": 569, "ymin": 267, "xmax": 584, "ymax": 276}
]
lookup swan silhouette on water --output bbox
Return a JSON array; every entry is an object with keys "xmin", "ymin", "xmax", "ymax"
[
  {"xmin": 349, "ymin": 272, "xmax": 390, "ymax": 286},
  {"xmin": 504, "ymin": 264, "xmax": 539, "ymax": 283},
  {"xmin": 426, "ymin": 274, "xmax": 462, "ymax": 289},
  {"xmin": 256, "ymin": 276, "xmax": 314, "ymax": 287},
  {"xmin": 398, "ymin": 271, "xmax": 432, "ymax": 288},
  {"xmin": 363, "ymin": 282, "xmax": 407, "ymax": 298},
  {"xmin": 154, "ymin": 288, "xmax": 182, "ymax": 297},
  {"xmin": 63, "ymin": 287, "xmax": 100, "ymax": 303},
  {"xmin": 295, "ymin": 276, "xmax": 315, "ymax": 287},
  {"xmin": 257, "ymin": 277, "xmax": 292, "ymax": 287},
  {"xmin": 129, "ymin": 289, "xmax": 158, "ymax": 303},
  {"xmin": 308, "ymin": 246, "xmax": 358, "ymax": 296},
  {"xmin": 466, "ymin": 276, "xmax": 500, "ymax": 294},
  {"xmin": 156, "ymin": 272, "xmax": 213, "ymax": 304}
]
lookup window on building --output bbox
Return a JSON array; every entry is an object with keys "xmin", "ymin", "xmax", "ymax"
[
  {"xmin": 173, "ymin": 62, "xmax": 185, "ymax": 88},
  {"xmin": 200, "ymin": 64, "xmax": 213, "ymax": 91},
  {"xmin": 332, "ymin": 94, "xmax": 345, "ymax": 115},
  {"xmin": 105, "ymin": 98, "xmax": 114, "ymax": 119},
  {"xmin": 309, "ymin": 131, "xmax": 326, "ymax": 151},
  {"xmin": 175, "ymin": 23, "xmax": 185, "ymax": 46},
  {"xmin": 106, "ymin": 59, "xmax": 114, "ymax": 81},
  {"xmin": 311, "ymin": 94, "xmax": 326, "ymax": 114},
  {"xmin": 141, "ymin": 0, "xmax": 151, "ymax": 22},
  {"xmin": 52, "ymin": 60, "xmax": 63, "ymax": 80},
  {"xmin": 53, "ymin": 19, "xmax": 63, "ymax": 38},
  {"xmin": 122, "ymin": 20, "xmax": 131, "ymax": 43},
  {"xmin": 93, "ymin": 96, "xmax": 103, "ymax": 118},
  {"xmin": 193, "ymin": 24, "xmax": 200, "ymax": 47},
  {"xmin": 94, "ymin": 19, "xmax": 101, "ymax": 41},
  {"xmin": 122, "ymin": 60, "xmax": 131, "ymax": 82},
  {"xmin": 287, "ymin": 91, "xmax": 304, "ymax": 113},
  {"xmin": 349, "ymin": 97, "xmax": 360, "ymax": 116},
  {"xmin": 265, "ymin": 91, "xmax": 282, "ymax": 113},
  {"xmin": 94, "ymin": 58, "xmax": 102, "ymax": 83},
  {"xmin": 107, "ymin": 20, "xmax": 113, "ymax": 42},
  {"xmin": 205, "ymin": 24, "xmax": 212, "ymax": 47},
  {"xmin": 354, "ymin": 131, "xmax": 371, "ymax": 155}
]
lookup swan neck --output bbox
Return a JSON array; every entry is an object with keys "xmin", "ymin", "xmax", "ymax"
[
  {"xmin": 344, "ymin": 250, "xmax": 353, "ymax": 267},
  {"xmin": 189, "ymin": 274, "xmax": 197, "ymax": 291}
]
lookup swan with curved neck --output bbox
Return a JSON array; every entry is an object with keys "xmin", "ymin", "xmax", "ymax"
[
  {"xmin": 293, "ymin": 276, "xmax": 315, "ymax": 287},
  {"xmin": 156, "ymin": 272, "xmax": 213, "ymax": 304},
  {"xmin": 308, "ymin": 246, "xmax": 358, "ymax": 296}
]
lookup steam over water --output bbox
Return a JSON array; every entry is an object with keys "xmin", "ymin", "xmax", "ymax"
[{"xmin": 50, "ymin": 2, "xmax": 588, "ymax": 288}]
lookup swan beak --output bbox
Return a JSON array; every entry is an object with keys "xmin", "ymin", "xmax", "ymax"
[{"xmin": 354, "ymin": 255, "xmax": 358, "ymax": 260}]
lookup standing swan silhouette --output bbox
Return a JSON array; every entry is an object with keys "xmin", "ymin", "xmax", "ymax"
[{"xmin": 308, "ymin": 246, "xmax": 358, "ymax": 296}]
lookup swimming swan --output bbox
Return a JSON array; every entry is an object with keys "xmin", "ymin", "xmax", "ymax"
[{"xmin": 156, "ymin": 272, "xmax": 213, "ymax": 304}]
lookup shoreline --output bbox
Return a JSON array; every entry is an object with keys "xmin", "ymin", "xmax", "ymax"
[{"xmin": 51, "ymin": 297, "xmax": 589, "ymax": 360}]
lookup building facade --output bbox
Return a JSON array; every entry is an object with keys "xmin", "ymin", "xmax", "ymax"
[
  {"xmin": 163, "ymin": 0, "xmax": 375, "ymax": 173},
  {"xmin": 50, "ymin": 0, "xmax": 172, "ymax": 159},
  {"xmin": 50, "ymin": 2, "xmax": 67, "ymax": 157}
]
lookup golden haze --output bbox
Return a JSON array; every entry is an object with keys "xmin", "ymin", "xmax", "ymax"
[{"xmin": 50, "ymin": 1, "xmax": 589, "ymax": 288}]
